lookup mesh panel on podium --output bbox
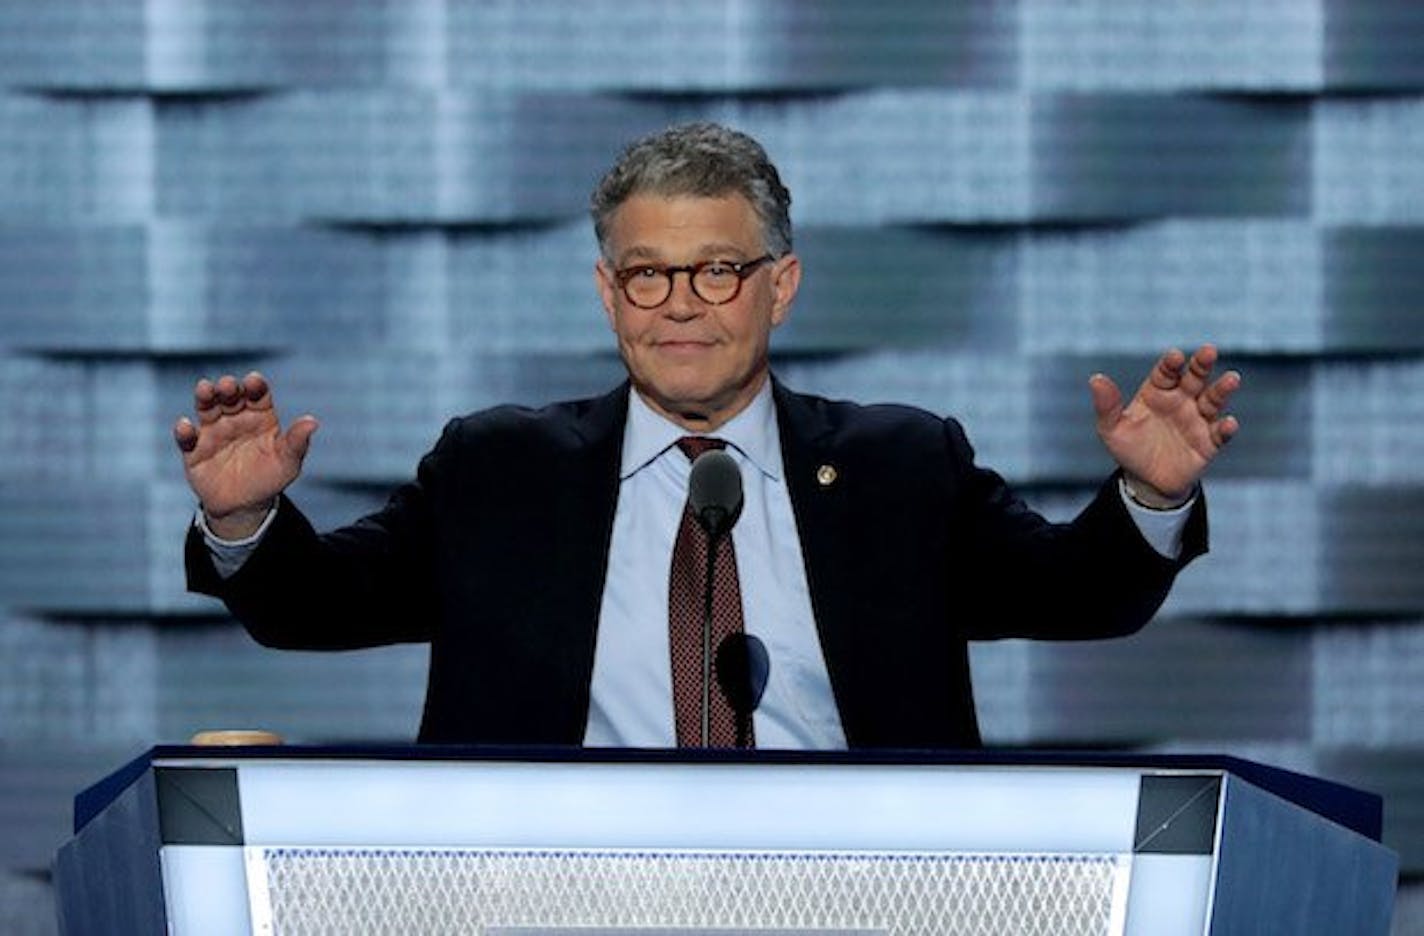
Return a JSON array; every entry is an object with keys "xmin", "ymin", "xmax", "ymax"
[{"xmin": 247, "ymin": 847, "xmax": 1129, "ymax": 936}]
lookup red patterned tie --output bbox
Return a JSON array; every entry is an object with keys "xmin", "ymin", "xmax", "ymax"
[{"xmin": 668, "ymin": 437, "xmax": 753, "ymax": 748}]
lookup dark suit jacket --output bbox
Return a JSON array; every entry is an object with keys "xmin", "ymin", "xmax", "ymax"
[{"xmin": 187, "ymin": 379, "xmax": 1206, "ymax": 749}]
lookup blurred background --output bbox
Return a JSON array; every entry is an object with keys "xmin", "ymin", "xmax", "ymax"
[{"xmin": 2, "ymin": 1, "xmax": 1423, "ymax": 931}]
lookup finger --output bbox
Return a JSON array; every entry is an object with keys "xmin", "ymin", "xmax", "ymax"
[
  {"xmin": 241, "ymin": 371, "xmax": 273, "ymax": 411},
  {"xmin": 1149, "ymin": 348, "xmax": 1187, "ymax": 390},
  {"xmin": 1088, "ymin": 373, "xmax": 1124, "ymax": 430},
  {"xmin": 214, "ymin": 375, "xmax": 245, "ymax": 416},
  {"xmin": 284, "ymin": 415, "xmax": 320, "ymax": 463},
  {"xmin": 173, "ymin": 417, "xmax": 198, "ymax": 453},
  {"xmin": 1178, "ymin": 343, "xmax": 1219, "ymax": 398},
  {"xmin": 1196, "ymin": 369, "xmax": 1241, "ymax": 420},
  {"xmin": 194, "ymin": 379, "xmax": 222, "ymax": 424},
  {"xmin": 1210, "ymin": 414, "xmax": 1240, "ymax": 449}
]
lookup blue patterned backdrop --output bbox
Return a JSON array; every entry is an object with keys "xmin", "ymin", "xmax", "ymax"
[{"xmin": 2, "ymin": 2, "xmax": 1423, "ymax": 931}]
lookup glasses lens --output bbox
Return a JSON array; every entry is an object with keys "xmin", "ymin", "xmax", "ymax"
[
  {"xmin": 622, "ymin": 268, "xmax": 672, "ymax": 308},
  {"xmin": 691, "ymin": 263, "xmax": 741, "ymax": 304}
]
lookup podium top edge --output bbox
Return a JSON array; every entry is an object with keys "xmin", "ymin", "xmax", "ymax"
[{"xmin": 72, "ymin": 744, "xmax": 1384, "ymax": 843}]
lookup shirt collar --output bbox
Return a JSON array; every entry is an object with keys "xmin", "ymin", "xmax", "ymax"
[{"xmin": 621, "ymin": 379, "xmax": 783, "ymax": 482}]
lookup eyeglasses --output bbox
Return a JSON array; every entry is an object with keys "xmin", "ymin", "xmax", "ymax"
[{"xmin": 612, "ymin": 255, "xmax": 774, "ymax": 309}]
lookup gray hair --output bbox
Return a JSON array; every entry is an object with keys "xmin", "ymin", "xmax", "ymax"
[{"xmin": 590, "ymin": 122, "xmax": 793, "ymax": 260}]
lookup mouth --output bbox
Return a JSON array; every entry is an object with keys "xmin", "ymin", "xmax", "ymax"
[{"xmin": 654, "ymin": 339, "xmax": 717, "ymax": 353}]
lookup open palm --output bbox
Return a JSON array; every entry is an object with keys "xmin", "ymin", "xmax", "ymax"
[
  {"xmin": 173, "ymin": 372, "xmax": 317, "ymax": 534},
  {"xmin": 1090, "ymin": 345, "xmax": 1240, "ymax": 502}
]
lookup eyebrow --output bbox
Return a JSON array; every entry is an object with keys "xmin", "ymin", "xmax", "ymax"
[{"xmin": 616, "ymin": 243, "xmax": 757, "ymax": 266}]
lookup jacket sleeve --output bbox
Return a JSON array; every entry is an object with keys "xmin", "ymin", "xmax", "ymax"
[
  {"xmin": 947, "ymin": 416, "xmax": 1208, "ymax": 641},
  {"xmin": 185, "ymin": 419, "xmax": 464, "ymax": 650}
]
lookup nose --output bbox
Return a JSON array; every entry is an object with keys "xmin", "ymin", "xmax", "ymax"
[{"xmin": 662, "ymin": 270, "xmax": 703, "ymax": 319}]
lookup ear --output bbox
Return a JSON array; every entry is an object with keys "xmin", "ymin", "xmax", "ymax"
[
  {"xmin": 594, "ymin": 259, "xmax": 619, "ymax": 330},
  {"xmin": 769, "ymin": 253, "xmax": 802, "ymax": 328}
]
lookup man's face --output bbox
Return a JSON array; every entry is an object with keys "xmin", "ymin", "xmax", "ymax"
[{"xmin": 595, "ymin": 193, "xmax": 800, "ymax": 431}]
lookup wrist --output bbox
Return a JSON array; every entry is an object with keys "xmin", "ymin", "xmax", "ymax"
[
  {"xmin": 202, "ymin": 500, "xmax": 277, "ymax": 541},
  {"xmin": 1121, "ymin": 473, "xmax": 1194, "ymax": 511}
]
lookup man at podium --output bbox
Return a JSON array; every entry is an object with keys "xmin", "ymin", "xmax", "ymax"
[{"xmin": 175, "ymin": 122, "xmax": 1240, "ymax": 750}]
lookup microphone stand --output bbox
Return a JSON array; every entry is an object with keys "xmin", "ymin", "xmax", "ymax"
[
  {"xmin": 700, "ymin": 507, "xmax": 726, "ymax": 747},
  {"xmin": 734, "ymin": 692, "xmax": 751, "ymax": 750}
]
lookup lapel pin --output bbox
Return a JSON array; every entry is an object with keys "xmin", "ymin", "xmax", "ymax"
[{"xmin": 816, "ymin": 464, "xmax": 838, "ymax": 487}]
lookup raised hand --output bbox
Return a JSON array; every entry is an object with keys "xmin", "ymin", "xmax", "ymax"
[
  {"xmin": 1089, "ymin": 345, "xmax": 1241, "ymax": 506},
  {"xmin": 173, "ymin": 372, "xmax": 318, "ymax": 539}
]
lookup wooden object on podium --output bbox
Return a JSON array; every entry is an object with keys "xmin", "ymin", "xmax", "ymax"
[
  {"xmin": 54, "ymin": 747, "xmax": 1398, "ymax": 935},
  {"xmin": 190, "ymin": 730, "xmax": 284, "ymax": 746}
]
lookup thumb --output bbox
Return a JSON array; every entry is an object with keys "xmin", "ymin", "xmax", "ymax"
[
  {"xmin": 284, "ymin": 415, "xmax": 320, "ymax": 464},
  {"xmin": 1088, "ymin": 373, "xmax": 1123, "ymax": 432}
]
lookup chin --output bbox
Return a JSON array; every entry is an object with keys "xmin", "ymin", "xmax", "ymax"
[
  {"xmin": 659, "ymin": 390, "xmax": 720, "ymax": 416},
  {"xmin": 641, "ymin": 382, "xmax": 721, "ymax": 418}
]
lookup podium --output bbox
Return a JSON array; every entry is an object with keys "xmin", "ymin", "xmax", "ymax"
[{"xmin": 54, "ymin": 747, "xmax": 1397, "ymax": 935}]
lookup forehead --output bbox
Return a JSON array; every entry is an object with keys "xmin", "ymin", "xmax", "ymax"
[{"xmin": 605, "ymin": 193, "xmax": 763, "ymax": 261}]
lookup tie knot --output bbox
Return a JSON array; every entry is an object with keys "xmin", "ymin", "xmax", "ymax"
[{"xmin": 676, "ymin": 436, "xmax": 727, "ymax": 461}]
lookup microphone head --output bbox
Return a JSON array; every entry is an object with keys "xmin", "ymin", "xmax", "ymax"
[
  {"xmin": 688, "ymin": 447, "xmax": 743, "ymax": 538},
  {"xmin": 715, "ymin": 633, "xmax": 771, "ymax": 717}
]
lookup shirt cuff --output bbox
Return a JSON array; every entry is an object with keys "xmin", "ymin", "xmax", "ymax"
[
  {"xmin": 1118, "ymin": 477, "xmax": 1195, "ymax": 560},
  {"xmin": 195, "ymin": 505, "xmax": 278, "ymax": 579}
]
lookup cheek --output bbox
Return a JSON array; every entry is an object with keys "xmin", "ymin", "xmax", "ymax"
[
  {"xmin": 613, "ymin": 310, "xmax": 659, "ymax": 353},
  {"xmin": 727, "ymin": 310, "xmax": 773, "ymax": 350}
]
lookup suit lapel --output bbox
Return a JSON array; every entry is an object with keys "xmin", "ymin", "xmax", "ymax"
[
  {"xmin": 773, "ymin": 380, "xmax": 864, "ymax": 738},
  {"xmin": 567, "ymin": 382, "xmax": 629, "ymax": 595},
  {"xmin": 549, "ymin": 382, "xmax": 629, "ymax": 737}
]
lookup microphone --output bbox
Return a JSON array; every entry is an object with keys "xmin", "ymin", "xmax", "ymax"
[
  {"xmin": 687, "ymin": 446, "xmax": 744, "ymax": 745},
  {"xmin": 687, "ymin": 447, "xmax": 743, "ymax": 541},
  {"xmin": 716, "ymin": 633, "xmax": 770, "ymax": 748}
]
